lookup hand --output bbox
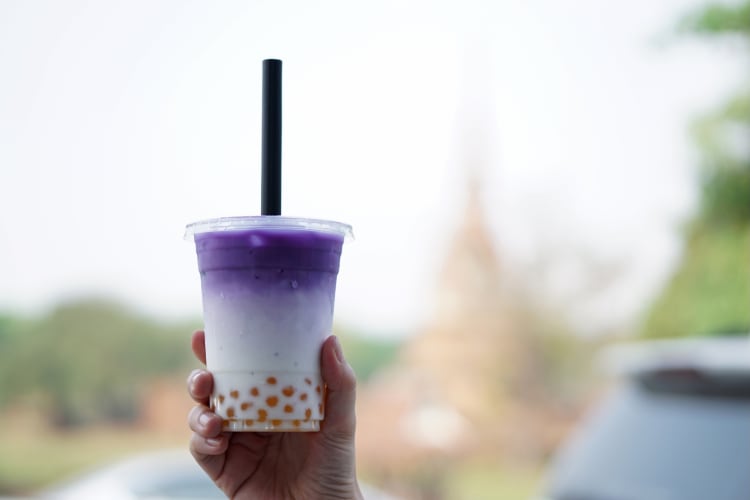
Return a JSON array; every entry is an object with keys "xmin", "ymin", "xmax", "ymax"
[{"xmin": 187, "ymin": 330, "xmax": 363, "ymax": 500}]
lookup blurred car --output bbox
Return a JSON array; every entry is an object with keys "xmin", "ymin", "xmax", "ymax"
[
  {"xmin": 39, "ymin": 448, "xmax": 400, "ymax": 500},
  {"xmin": 39, "ymin": 449, "xmax": 224, "ymax": 500},
  {"xmin": 540, "ymin": 334, "xmax": 750, "ymax": 500}
]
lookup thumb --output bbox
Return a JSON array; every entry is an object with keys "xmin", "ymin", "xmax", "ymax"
[{"xmin": 320, "ymin": 335, "xmax": 357, "ymax": 438}]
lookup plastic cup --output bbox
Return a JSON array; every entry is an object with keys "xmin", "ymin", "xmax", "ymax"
[{"xmin": 185, "ymin": 216, "xmax": 352, "ymax": 432}]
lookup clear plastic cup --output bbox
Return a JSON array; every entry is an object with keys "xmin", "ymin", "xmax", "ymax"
[{"xmin": 185, "ymin": 216, "xmax": 352, "ymax": 432}]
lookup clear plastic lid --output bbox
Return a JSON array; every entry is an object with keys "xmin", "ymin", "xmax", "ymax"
[{"xmin": 184, "ymin": 216, "xmax": 353, "ymax": 241}]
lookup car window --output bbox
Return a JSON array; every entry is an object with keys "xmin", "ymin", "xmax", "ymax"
[{"xmin": 546, "ymin": 382, "xmax": 750, "ymax": 500}]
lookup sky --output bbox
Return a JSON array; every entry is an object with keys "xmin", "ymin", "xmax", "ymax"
[{"xmin": 0, "ymin": 0, "xmax": 745, "ymax": 337}]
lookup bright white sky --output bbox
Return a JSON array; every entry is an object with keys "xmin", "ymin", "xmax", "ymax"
[{"xmin": 0, "ymin": 0, "xmax": 744, "ymax": 337}]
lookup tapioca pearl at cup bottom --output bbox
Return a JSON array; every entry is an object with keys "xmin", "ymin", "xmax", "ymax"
[
  {"xmin": 211, "ymin": 373, "xmax": 325, "ymax": 421},
  {"xmin": 213, "ymin": 395, "xmax": 322, "ymax": 423},
  {"xmin": 212, "ymin": 374, "xmax": 325, "ymax": 407}
]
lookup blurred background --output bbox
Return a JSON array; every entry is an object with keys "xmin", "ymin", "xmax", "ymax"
[{"xmin": 0, "ymin": 0, "xmax": 748, "ymax": 498}]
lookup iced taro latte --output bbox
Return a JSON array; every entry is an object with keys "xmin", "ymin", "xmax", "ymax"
[{"xmin": 187, "ymin": 217, "xmax": 351, "ymax": 432}]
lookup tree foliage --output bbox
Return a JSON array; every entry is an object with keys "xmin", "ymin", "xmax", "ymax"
[
  {"xmin": 678, "ymin": 1, "xmax": 750, "ymax": 36},
  {"xmin": 644, "ymin": 225, "xmax": 749, "ymax": 337},
  {"xmin": 336, "ymin": 328, "xmax": 401, "ymax": 382},
  {"xmin": 642, "ymin": 1, "xmax": 750, "ymax": 338},
  {"xmin": 0, "ymin": 299, "xmax": 200, "ymax": 427}
]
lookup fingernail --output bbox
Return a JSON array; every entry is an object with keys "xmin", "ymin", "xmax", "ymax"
[
  {"xmin": 199, "ymin": 412, "xmax": 211, "ymax": 427},
  {"xmin": 188, "ymin": 369, "xmax": 201, "ymax": 388},
  {"xmin": 206, "ymin": 436, "xmax": 222, "ymax": 447},
  {"xmin": 332, "ymin": 335, "xmax": 344, "ymax": 364}
]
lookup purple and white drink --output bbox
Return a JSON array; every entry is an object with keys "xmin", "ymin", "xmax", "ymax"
[{"xmin": 186, "ymin": 216, "xmax": 351, "ymax": 432}]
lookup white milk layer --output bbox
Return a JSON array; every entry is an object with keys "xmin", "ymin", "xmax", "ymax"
[{"xmin": 202, "ymin": 281, "xmax": 334, "ymax": 373}]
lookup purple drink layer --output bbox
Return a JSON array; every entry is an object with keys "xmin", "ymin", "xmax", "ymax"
[
  {"xmin": 195, "ymin": 228, "xmax": 344, "ymax": 372},
  {"xmin": 195, "ymin": 228, "xmax": 344, "ymax": 277}
]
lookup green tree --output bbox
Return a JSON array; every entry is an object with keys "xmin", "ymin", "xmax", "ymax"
[
  {"xmin": 0, "ymin": 314, "xmax": 31, "ymax": 407},
  {"xmin": 1, "ymin": 299, "xmax": 200, "ymax": 427},
  {"xmin": 335, "ymin": 326, "xmax": 401, "ymax": 382},
  {"xmin": 642, "ymin": 1, "xmax": 750, "ymax": 338}
]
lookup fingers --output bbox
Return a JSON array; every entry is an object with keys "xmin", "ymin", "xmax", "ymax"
[
  {"xmin": 188, "ymin": 405, "xmax": 224, "ymax": 440},
  {"xmin": 320, "ymin": 335, "xmax": 357, "ymax": 438},
  {"xmin": 188, "ymin": 405, "xmax": 229, "ymax": 479},
  {"xmin": 187, "ymin": 368, "xmax": 214, "ymax": 406},
  {"xmin": 186, "ymin": 371, "xmax": 226, "ymax": 460},
  {"xmin": 188, "ymin": 329, "xmax": 230, "ymax": 483},
  {"xmin": 192, "ymin": 330, "xmax": 207, "ymax": 365},
  {"xmin": 190, "ymin": 432, "xmax": 228, "ymax": 463}
]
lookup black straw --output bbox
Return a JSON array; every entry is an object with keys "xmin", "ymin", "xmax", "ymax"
[{"xmin": 261, "ymin": 59, "xmax": 282, "ymax": 215}]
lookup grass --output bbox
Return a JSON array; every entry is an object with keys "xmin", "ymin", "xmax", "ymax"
[
  {"xmin": 1, "ymin": 412, "xmax": 545, "ymax": 499},
  {"xmin": 0, "ymin": 412, "xmax": 187, "ymax": 495},
  {"xmin": 443, "ymin": 460, "xmax": 544, "ymax": 499},
  {"xmin": 359, "ymin": 458, "xmax": 545, "ymax": 499}
]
